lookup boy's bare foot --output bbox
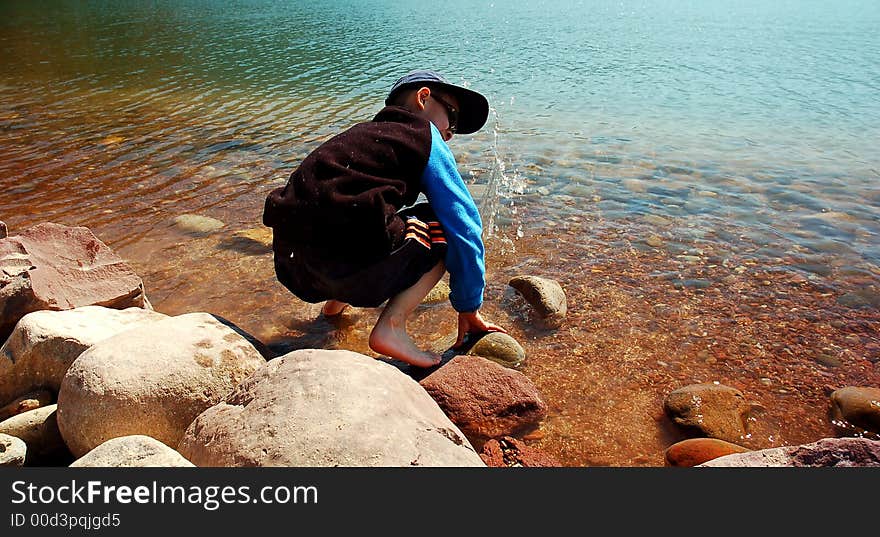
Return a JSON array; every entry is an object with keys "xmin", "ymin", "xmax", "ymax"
[
  {"xmin": 321, "ymin": 300, "xmax": 349, "ymax": 316},
  {"xmin": 369, "ymin": 316, "xmax": 441, "ymax": 368}
]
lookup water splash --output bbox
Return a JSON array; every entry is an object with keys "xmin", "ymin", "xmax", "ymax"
[{"xmin": 477, "ymin": 105, "xmax": 525, "ymax": 253}]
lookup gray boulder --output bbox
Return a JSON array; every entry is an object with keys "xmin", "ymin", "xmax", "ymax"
[
  {"xmin": 0, "ymin": 306, "xmax": 167, "ymax": 405},
  {"xmin": 178, "ymin": 349, "xmax": 485, "ymax": 467},
  {"xmin": 71, "ymin": 435, "xmax": 194, "ymax": 467},
  {"xmin": 57, "ymin": 312, "xmax": 266, "ymax": 457}
]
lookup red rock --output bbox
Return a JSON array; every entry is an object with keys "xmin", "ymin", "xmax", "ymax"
[
  {"xmin": 420, "ymin": 355, "xmax": 547, "ymax": 448},
  {"xmin": 665, "ymin": 437, "xmax": 750, "ymax": 467},
  {"xmin": 480, "ymin": 436, "xmax": 561, "ymax": 467},
  {"xmin": 0, "ymin": 223, "xmax": 150, "ymax": 342}
]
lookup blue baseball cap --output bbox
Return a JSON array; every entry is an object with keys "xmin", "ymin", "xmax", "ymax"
[{"xmin": 385, "ymin": 69, "xmax": 489, "ymax": 135}]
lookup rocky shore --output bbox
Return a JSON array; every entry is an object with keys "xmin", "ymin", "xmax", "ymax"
[{"xmin": 1, "ymin": 220, "xmax": 878, "ymax": 467}]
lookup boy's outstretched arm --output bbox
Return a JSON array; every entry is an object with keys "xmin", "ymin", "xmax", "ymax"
[{"xmin": 454, "ymin": 310, "xmax": 507, "ymax": 348}]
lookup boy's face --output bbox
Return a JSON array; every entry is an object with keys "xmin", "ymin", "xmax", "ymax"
[{"xmin": 412, "ymin": 86, "xmax": 460, "ymax": 142}]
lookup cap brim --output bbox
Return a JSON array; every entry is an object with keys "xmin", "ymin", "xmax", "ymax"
[{"xmin": 386, "ymin": 81, "xmax": 489, "ymax": 135}]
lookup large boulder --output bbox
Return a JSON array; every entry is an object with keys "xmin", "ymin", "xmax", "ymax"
[
  {"xmin": 56, "ymin": 312, "xmax": 266, "ymax": 457},
  {"xmin": 178, "ymin": 349, "xmax": 485, "ymax": 467},
  {"xmin": 0, "ymin": 433, "xmax": 26, "ymax": 467},
  {"xmin": 0, "ymin": 404, "xmax": 70, "ymax": 466},
  {"xmin": 0, "ymin": 223, "xmax": 151, "ymax": 342},
  {"xmin": 419, "ymin": 355, "xmax": 547, "ymax": 448},
  {"xmin": 71, "ymin": 435, "xmax": 194, "ymax": 467},
  {"xmin": 698, "ymin": 437, "xmax": 880, "ymax": 467},
  {"xmin": 829, "ymin": 386, "xmax": 880, "ymax": 438},
  {"xmin": 664, "ymin": 383, "xmax": 751, "ymax": 443},
  {"xmin": 0, "ymin": 306, "xmax": 167, "ymax": 405}
]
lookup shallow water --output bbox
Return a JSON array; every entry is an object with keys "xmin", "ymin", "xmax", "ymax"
[{"xmin": 1, "ymin": 0, "xmax": 879, "ymax": 466}]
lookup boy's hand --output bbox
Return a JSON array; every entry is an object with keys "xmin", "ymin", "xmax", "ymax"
[{"xmin": 454, "ymin": 310, "xmax": 507, "ymax": 349}]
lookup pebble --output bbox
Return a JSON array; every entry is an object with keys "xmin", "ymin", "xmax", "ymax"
[{"xmin": 172, "ymin": 214, "xmax": 225, "ymax": 235}]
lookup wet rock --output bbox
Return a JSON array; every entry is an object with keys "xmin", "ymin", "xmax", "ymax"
[
  {"xmin": 420, "ymin": 355, "xmax": 547, "ymax": 449},
  {"xmin": 0, "ymin": 390, "xmax": 53, "ymax": 421},
  {"xmin": 664, "ymin": 382, "xmax": 751, "ymax": 443},
  {"xmin": 665, "ymin": 438, "xmax": 750, "ymax": 467},
  {"xmin": 432, "ymin": 331, "xmax": 527, "ymax": 370},
  {"xmin": 0, "ymin": 222, "xmax": 152, "ymax": 343},
  {"xmin": 480, "ymin": 436, "xmax": 561, "ymax": 467},
  {"xmin": 645, "ymin": 235, "xmax": 665, "ymax": 248},
  {"xmin": 57, "ymin": 312, "xmax": 265, "ymax": 457},
  {"xmin": 178, "ymin": 349, "xmax": 484, "ymax": 467},
  {"xmin": 509, "ymin": 275, "xmax": 567, "ymax": 328},
  {"xmin": 71, "ymin": 435, "xmax": 194, "ymax": 467},
  {"xmin": 0, "ymin": 433, "xmax": 26, "ymax": 467},
  {"xmin": 0, "ymin": 405, "xmax": 70, "ymax": 466},
  {"xmin": 829, "ymin": 386, "xmax": 880, "ymax": 438},
  {"xmin": 0, "ymin": 220, "xmax": 6, "ymax": 239},
  {"xmin": 172, "ymin": 214, "xmax": 225, "ymax": 235},
  {"xmin": 0, "ymin": 306, "xmax": 167, "ymax": 406},
  {"xmin": 698, "ymin": 437, "xmax": 880, "ymax": 467},
  {"xmin": 837, "ymin": 288, "xmax": 880, "ymax": 309}
]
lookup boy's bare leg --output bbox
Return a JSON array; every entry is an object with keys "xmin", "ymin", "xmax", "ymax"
[
  {"xmin": 321, "ymin": 300, "xmax": 349, "ymax": 316},
  {"xmin": 369, "ymin": 261, "xmax": 445, "ymax": 368}
]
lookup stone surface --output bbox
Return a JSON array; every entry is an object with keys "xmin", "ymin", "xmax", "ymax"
[
  {"xmin": 0, "ymin": 404, "xmax": 70, "ymax": 466},
  {"xmin": 57, "ymin": 312, "xmax": 265, "ymax": 457},
  {"xmin": 419, "ymin": 355, "xmax": 547, "ymax": 448},
  {"xmin": 0, "ymin": 222, "xmax": 151, "ymax": 342},
  {"xmin": 665, "ymin": 437, "xmax": 751, "ymax": 467},
  {"xmin": 829, "ymin": 386, "xmax": 880, "ymax": 438},
  {"xmin": 509, "ymin": 275, "xmax": 567, "ymax": 328},
  {"xmin": 698, "ymin": 437, "xmax": 880, "ymax": 467},
  {"xmin": 664, "ymin": 382, "xmax": 751, "ymax": 443},
  {"xmin": 172, "ymin": 214, "xmax": 225, "ymax": 235},
  {"xmin": 0, "ymin": 389, "xmax": 52, "ymax": 420},
  {"xmin": 431, "ymin": 331, "xmax": 527, "ymax": 370},
  {"xmin": 0, "ymin": 221, "xmax": 6, "ymax": 239},
  {"xmin": 70, "ymin": 435, "xmax": 194, "ymax": 467},
  {"xmin": 178, "ymin": 349, "xmax": 484, "ymax": 467},
  {"xmin": 0, "ymin": 432, "xmax": 26, "ymax": 466},
  {"xmin": 422, "ymin": 280, "xmax": 451, "ymax": 304},
  {"xmin": 0, "ymin": 306, "xmax": 167, "ymax": 405},
  {"xmin": 480, "ymin": 436, "xmax": 561, "ymax": 467}
]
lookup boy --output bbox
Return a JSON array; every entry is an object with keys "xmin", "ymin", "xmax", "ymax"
[{"xmin": 262, "ymin": 69, "xmax": 506, "ymax": 368}]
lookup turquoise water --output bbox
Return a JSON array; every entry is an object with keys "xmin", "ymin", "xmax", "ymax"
[{"xmin": 1, "ymin": 0, "xmax": 879, "ymax": 465}]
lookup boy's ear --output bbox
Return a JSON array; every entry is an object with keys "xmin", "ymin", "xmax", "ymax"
[{"xmin": 415, "ymin": 87, "xmax": 431, "ymax": 110}]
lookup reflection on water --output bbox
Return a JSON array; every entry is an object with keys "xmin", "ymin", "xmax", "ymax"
[{"xmin": 1, "ymin": 0, "xmax": 879, "ymax": 466}]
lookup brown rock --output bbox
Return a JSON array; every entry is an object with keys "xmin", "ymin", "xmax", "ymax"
[
  {"xmin": 0, "ymin": 221, "xmax": 6, "ymax": 239},
  {"xmin": 419, "ymin": 355, "xmax": 547, "ymax": 448},
  {"xmin": 665, "ymin": 437, "xmax": 750, "ymax": 467},
  {"xmin": 664, "ymin": 382, "xmax": 751, "ymax": 443},
  {"xmin": 829, "ymin": 386, "xmax": 880, "ymax": 439},
  {"xmin": 0, "ymin": 389, "xmax": 53, "ymax": 421},
  {"xmin": 0, "ymin": 222, "xmax": 151, "ymax": 342},
  {"xmin": 509, "ymin": 275, "xmax": 567, "ymax": 328},
  {"xmin": 480, "ymin": 436, "xmax": 561, "ymax": 467}
]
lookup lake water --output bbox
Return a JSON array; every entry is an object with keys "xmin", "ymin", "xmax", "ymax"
[{"xmin": 1, "ymin": 0, "xmax": 879, "ymax": 466}]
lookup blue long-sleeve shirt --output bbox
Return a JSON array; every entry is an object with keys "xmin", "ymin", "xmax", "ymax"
[{"xmin": 420, "ymin": 123, "xmax": 486, "ymax": 312}]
